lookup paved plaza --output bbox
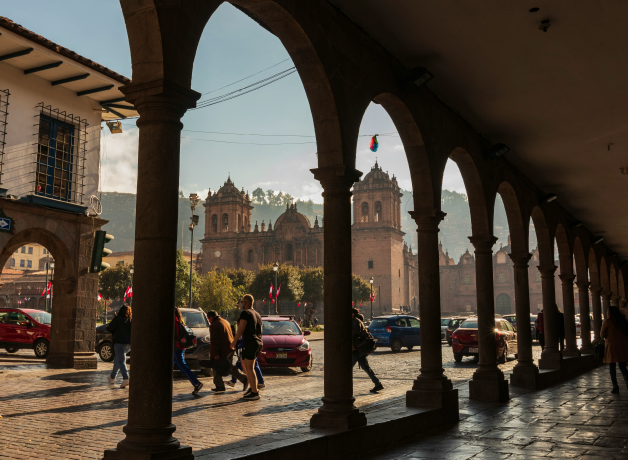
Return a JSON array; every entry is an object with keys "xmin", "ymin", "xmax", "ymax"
[{"xmin": 2, "ymin": 339, "xmax": 618, "ymax": 460}]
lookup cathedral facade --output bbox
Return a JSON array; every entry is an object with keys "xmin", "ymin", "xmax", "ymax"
[{"xmin": 200, "ymin": 163, "xmax": 418, "ymax": 311}]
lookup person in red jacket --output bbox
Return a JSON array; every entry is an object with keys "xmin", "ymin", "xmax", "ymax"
[
  {"xmin": 174, "ymin": 307, "xmax": 203, "ymax": 395},
  {"xmin": 536, "ymin": 309, "xmax": 545, "ymax": 350}
]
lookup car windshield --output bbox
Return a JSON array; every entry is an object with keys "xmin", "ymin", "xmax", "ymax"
[
  {"xmin": 505, "ymin": 316, "xmax": 516, "ymax": 326},
  {"xmin": 181, "ymin": 311, "xmax": 208, "ymax": 328},
  {"xmin": 370, "ymin": 319, "xmax": 389, "ymax": 328},
  {"xmin": 448, "ymin": 318, "xmax": 465, "ymax": 328},
  {"xmin": 263, "ymin": 320, "xmax": 301, "ymax": 335},
  {"xmin": 460, "ymin": 319, "xmax": 479, "ymax": 328},
  {"xmin": 28, "ymin": 311, "xmax": 51, "ymax": 325},
  {"xmin": 441, "ymin": 319, "xmax": 450, "ymax": 326}
]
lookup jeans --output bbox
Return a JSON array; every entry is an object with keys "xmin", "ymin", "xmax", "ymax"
[
  {"xmin": 174, "ymin": 348, "xmax": 200, "ymax": 387},
  {"xmin": 609, "ymin": 362, "xmax": 628, "ymax": 388},
  {"xmin": 352, "ymin": 351, "xmax": 380, "ymax": 386},
  {"xmin": 231, "ymin": 359, "xmax": 264, "ymax": 384},
  {"xmin": 111, "ymin": 343, "xmax": 131, "ymax": 380}
]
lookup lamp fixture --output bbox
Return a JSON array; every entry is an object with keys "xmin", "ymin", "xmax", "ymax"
[
  {"xmin": 369, "ymin": 276, "xmax": 374, "ymax": 285},
  {"xmin": 485, "ymin": 143, "xmax": 509, "ymax": 159},
  {"xmin": 593, "ymin": 236, "xmax": 604, "ymax": 245},
  {"xmin": 542, "ymin": 193, "xmax": 557, "ymax": 204},
  {"xmin": 409, "ymin": 67, "xmax": 433, "ymax": 88},
  {"xmin": 539, "ymin": 19, "xmax": 551, "ymax": 32},
  {"xmin": 273, "ymin": 262, "xmax": 279, "ymax": 272},
  {"xmin": 105, "ymin": 121, "xmax": 122, "ymax": 134}
]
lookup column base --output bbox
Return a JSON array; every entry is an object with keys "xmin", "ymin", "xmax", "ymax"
[
  {"xmin": 47, "ymin": 352, "xmax": 97, "ymax": 369},
  {"xmin": 580, "ymin": 345, "xmax": 594, "ymax": 355},
  {"xmin": 310, "ymin": 407, "xmax": 367, "ymax": 430},
  {"xmin": 469, "ymin": 369, "xmax": 509, "ymax": 402},
  {"xmin": 509, "ymin": 364, "xmax": 540, "ymax": 389},
  {"xmin": 563, "ymin": 347, "xmax": 581, "ymax": 358},
  {"xmin": 103, "ymin": 446, "xmax": 193, "ymax": 460},
  {"xmin": 538, "ymin": 351, "xmax": 562, "ymax": 370}
]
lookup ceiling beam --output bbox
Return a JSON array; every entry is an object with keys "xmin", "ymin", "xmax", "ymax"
[
  {"xmin": 51, "ymin": 73, "xmax": 89, "ymax": 86},
  {"xmin": 105, "ymin": 107, "xmax": 126, "ymax": 119},
  {"xmin": 0, "ymin": 48, "xmax": 34, "ymax": 61},
  {"xmin": 24, "ymin": 61, "xmax": 63, "ymax": 75},
  {"xmin": 99, "ymin": 97, "xmax": 126, "ymax": 105},
  {"xmin": 100, "ymin": 103, "xmax": 134, "ymax": 110},
  {"xmin": 77, "ymin": 85, "xmax": 114, "ymax": 96}
]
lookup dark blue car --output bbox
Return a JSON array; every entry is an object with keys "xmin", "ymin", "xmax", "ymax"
[{"xmin": 368, "ymin": 315, "xmax": 421, "ymax": 353}]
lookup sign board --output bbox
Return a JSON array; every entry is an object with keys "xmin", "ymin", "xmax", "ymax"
[{"xmin": 0, "ymin": 210, "xmax": 13, "ymax": 233}]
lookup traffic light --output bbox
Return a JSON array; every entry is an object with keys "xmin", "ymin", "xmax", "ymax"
[{"xmin": 90, "ymin": 230, "xmax": 114, "ymax": 273}]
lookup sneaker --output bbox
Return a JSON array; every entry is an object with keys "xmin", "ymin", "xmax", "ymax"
[
  {"xmin": 120, "ymin": 379, "xmax": 130, "ymax": 388},
  {"xmin": 370, "ymin": 383, "xmax": 384, "ymax": 393},
  {"xmin": 242, "ymin": 378, "xmax": 249, "ymax": 392},
  {"xmin": 226, "ymin": 381, "xmax": 236, "ymax": 388},
  {"xmin": 611, "ymin": 386, "xmax": 620, "ymax": 394},
  {"xmin": 108, "ymin": 376, "xmax": 116, "ymax": 384},
  {"xmin": 258, "ymin": 383, "xmax": 266, "ymax": 389},
  {"xmin": 243, "ymin": 388, "xmax": 252, "ymax": 396},
  {"xmin": 242, "ymin": 391, "xmax": 260, "ymax": 401},
  {"xmin": 211, "ymin": 387, "xmax": 226, "ymax": 392},
  {"xmin": 192, "ymin": 382, "xmax": 204, "ymax": 395}
]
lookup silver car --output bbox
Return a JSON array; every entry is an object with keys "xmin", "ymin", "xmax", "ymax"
[{"xmin": 179, "ymin": 308, "xmax": 212, "ymax": 376}]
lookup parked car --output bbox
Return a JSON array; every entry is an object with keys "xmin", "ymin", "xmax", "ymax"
[
  {"xmin": 440, "ymin": 317, "xmax": 451, "ymax": 341},
  {"xmin": 96, "ymin": 308, "xmax": 212, "ymax": 375},
  {"xmin": 503, "ymin": 313, "xmax": 537, "ymax": 340},
  {"xmin": 446, "ymin": 317, "xmax": 469, "ymax": 345},
  {"xmin": 0, "ymin": 308, "xmax": 51, "ymax": 358},
  {"xmin": 451, "ymin": 317, "xmax": 518, "ymax": 363},
  {"xmin": 257, "ymin": 315, "xmax": 313, "ymax": 372},
  {"xmin": 368, "ymin": 315, "xmax": 421, "ymax": 352}
]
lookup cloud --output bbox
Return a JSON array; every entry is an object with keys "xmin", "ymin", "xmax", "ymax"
[{"xmin": 100, "ymin": 127, "xmax": 139, "ymax": 193}]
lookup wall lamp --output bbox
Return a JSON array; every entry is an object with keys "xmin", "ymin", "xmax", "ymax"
[
  {"xmin": 542, "ymin": 194, "xmax": 557, "ymax": 204},
  {"xmin": 409, "ymin": 67, "xmax": 433, "ymax": 88},
  {"xmin": 571, "ymin": 221, "xmax": 584, "ymax": 229},
  {"xmin": 485, "ymin": 143, "xmax": 510, "ymax": 159},
  {"xmin": 593, "ymin": 236, "xmax": 604, "ymax": 245}
]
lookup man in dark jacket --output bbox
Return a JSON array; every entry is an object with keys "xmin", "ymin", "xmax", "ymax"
[
  {"xmin": 107, "ymin": 304, "xmax": 132, "ymax": 388},
  {"xmin": 352, "ymin": 308, "xmax": 383, "ymax": 393},
  {"xmin": 199, "ymin": 311, "xmax": 245, "ymax": 392}
]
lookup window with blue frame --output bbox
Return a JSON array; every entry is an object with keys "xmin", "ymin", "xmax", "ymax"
[{"xmin": 36, "ymin": 115, "xmax": 75, "ymax": 202}]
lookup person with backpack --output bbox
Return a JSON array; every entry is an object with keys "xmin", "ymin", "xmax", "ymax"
[
  {"xmin": 174, "ymin": 306, "xmax": 203, "ymax": 395},
  {"xmin": 351, "ymin": 307, "xmax": 383, "ymax": 393},
  {"xmin": 107, "ymin": 304, "xmax": 132, "ymax": 388},
  {"xmin": 601, "ymin": 306, "xmax": 628, "ymax": 394}
]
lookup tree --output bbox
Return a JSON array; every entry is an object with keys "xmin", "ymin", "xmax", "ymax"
[
  {"xmin": 222, "ymin": 268, "xmax": 255, "ymax": 291},
  {"xmin": 301, "ymin": 266, "xmax": 323, "ymax": 326},
  {"xmin": 265, "ymin": 189, "xmax": 276, "ymax": 206},
  {"xmin": 197, "ymin": 270, "xmax": 239, "ymax": 317},
  {"xmin": 352, "ymin": 274, "xmax": 372, "ymax": 303},
  {"xmin": 250, "ymin": 263, "xmax": 303, "ymax": 314},
  {"xmin": 175, "ymin": 249, "xmax": 200, "ymax": 307},
  {"xmin": 252, "ymin": 187, "xmax": 266, "ymax": 205},
  {"xmin": 99, "ymin": 264, "xmax": 132, "ymax": 301}
]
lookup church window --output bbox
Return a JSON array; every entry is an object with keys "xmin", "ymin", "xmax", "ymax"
[
  {"xmin": 247, "ymin": 249, "xmax": 254, "ymax": 263},
  {"xmin": 498, "ymin": 273, "xmax": 506, "ymax": 283},
  {"xmin": 285, "ymin": 243, "xmax": 293, "ymax": 261},
  {"xmin": 375, "ymin": 202, "xmax": 382, "ymax": 221},
  {"xmin": 211, "ymin": 215, "xmax": 217, "ymax": 233},
  {"xmin": 463, "ymin": 275, "xmax": 472, "ymax": 285},
  {"xmin": 222, "ymin": 213, "xmax": 228, "ymax": 231},
  {"xmin": 238, "ymin": 214, "xmax": 242, "ymax": 231},
  {"xmin": 368, "ymin": 260, "xmax": 374, "ymax": 269},
  {"xmin": 361, "ymin": 202, "xmax": 369, "ymax": 222},
  {"xmin": 399, "ymin": 269, "xmax": 401, "ymax": 277}
]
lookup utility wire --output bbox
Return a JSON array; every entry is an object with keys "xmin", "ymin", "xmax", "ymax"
[
  {"xmin": 181, "ymin": 137, "xmax": 315, "ymax": 145},
  {"xmin": 201, "ymin": 58, "xmax": 291, "ymax": 95}
]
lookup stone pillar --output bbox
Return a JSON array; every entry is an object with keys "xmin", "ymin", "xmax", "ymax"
[
  {"xmin": 591, "ymin": 287, "xmax": 602, "ymax": 343},
  {"xmin": 468, "ymin": 236, "xmax": 508, "ymax": 402},
  {"xmin": 560, "ymin": 274, "xmax": 580, "ymax": 357},
  {"xmin": 104, "ymin": 81, "xmax": 199, "ymax": 460},
  {"xmin": 406, "ymin": 210, "xmax": 457, "ymax": 414},
  {"xmin": 537, "ymin": 265, "xmax": 561, "ymax": 369},
  {"xmin": 310, "ymin": 164, "xmax": 366, "ymax": 430},
  {"xmin": 577, "ymin": 282, "xmax": 593, "ymax": 354},
  {"xmin": 509, "ymin": 252, "xmax": 539, "ymax": 388},
  {"xmin": 611, "ymin": 294, "xmax": 620, "ymax": 307},
  {"xmin": 601, "ymin": 290, "xmax": 612, "ymax": 317}
]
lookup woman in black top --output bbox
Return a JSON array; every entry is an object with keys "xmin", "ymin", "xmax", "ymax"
[
  {"xmin": 231, "ymin": 294, "xmax": 263, "ymax": 400},
  {"xmin": 107, "ymin": 304, "xmax": 132, "ymax": 388}
]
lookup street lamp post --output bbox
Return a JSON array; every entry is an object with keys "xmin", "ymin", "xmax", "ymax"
[
  {"xmin": 49, "ymin": 262, "xmax": 54, "ymax": 312},
  {"xmin": 129, "ymin": 266, "xmax": 134, "ymax": 306},
  {"xmin": 189, "ymin": 193, "xmax": 201, "ymax": 308},
  {"xmin": 44, "ymin": 261, "xmax": 49, "ymax": 312},
  {"xmin": 370, "ymin": 276, "xmax": 374, "ymax": 320},
  {"xmin": 273, "ymin": 262, "xmax": 279, "ymax": 315}
]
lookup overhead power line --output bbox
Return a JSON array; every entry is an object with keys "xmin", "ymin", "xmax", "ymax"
[{"xmin": 201, "ymin": 58, "xmax": 291, "ymax": 95}]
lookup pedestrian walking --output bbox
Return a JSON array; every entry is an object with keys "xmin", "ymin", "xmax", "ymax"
[
  {"xmin": 601, "ymin": 306, "xmax": 628, "ymax": 394},
  {"xmin": 107, "ymin": 304, "xmax": 132, "ymax": 388},
  {"xmin": 174, "ymin": 306, "xmax": 203, "ymax": 395},
  {"xmin": 537, "ymin": 309, "xmax": 545, "ymax": 349},
  {"xmin": 557, "ymin": 306, "xmax": 565, "ymax": 352},
  {"xmin": 352, "ymin": 307, "xmax": 383, "ymax": 393},
  {"xmin": 226, "ymin": 336, "xmax": 265, "ymax": 390},
  {"xmin": 230, "ymin": 294, "xmax": 263, "ymax": 401}
]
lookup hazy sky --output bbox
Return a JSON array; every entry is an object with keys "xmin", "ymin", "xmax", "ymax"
[{"xmin": 5, "ymin": 1, "xmax": 467, "ymax": 203}]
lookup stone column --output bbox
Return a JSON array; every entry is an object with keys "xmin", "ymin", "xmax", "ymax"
[
  {"xmin": 560, "ymin": 274, "xmax": 580, "ymax": 357},
  {"xmin": 468, "ymin": 236, "xmax": 508, "ymax": 402},
  {"xmin": 611, "ymin": 294, "xmax": 620, "ymax": 307},
  {"xmin": 104, "ymin": 81, "xmax": 199, "ymax": 460},
  {"xmin": 601, "ymin": 290, "xmax": 612, "ymax": 317},
  {"xmin": 537, "ymin": 265, "xmax": 561, "ymax": 369},
  {"xmin": 310, "ymin": 164, "xmax": 366, "ymax": 430},
  {"xmin": 509, "ymin": 252, "xmax": 539, "ymax": 388},
  {"xmin": 577, "ymin": 282, "xmax": 593, "ymax": 354},
  {"xmin": 591, "ymin": 287, "xmax": 602, "ymax": 343},
  {"xmin": 407, "ymin": 210, "xmax": 457, "ymax": 415}
]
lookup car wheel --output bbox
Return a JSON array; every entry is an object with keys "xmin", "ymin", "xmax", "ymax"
[
  {"xmin": 454, "ymin": 353, "xmax": 463, "ymax": 363},
  {"xmin": 407, "ymin": 346, "xmax": 414, "ymax": 351},
  {"xmin": 391, "ymin": 339, "xmax": 403, "ymax": 353},
  {"xmin": 201, "ymin": 368, "xmax": 213, "ymax": 377},
  {"xmin": 5, "ymin": 347, "xmax": 18, "ymax": 353},
  {"xmin": 498, "ymin": 345, "xmax": 507, "ymax": 364},
  {"xmin": 98, "ymin": 343, "xmax": 115, "ymax": 362},
  {"xmin": 301, "ymin": 357, "xmax": 313, "ymax": 372},
  {"xmin": 34, "ymin": 339, "xmax": 50, "ymax": 359}
]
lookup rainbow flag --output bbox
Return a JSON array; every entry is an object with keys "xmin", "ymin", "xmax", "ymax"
[{"xmin": 369, "ymin": 135, "xmax": 379, "ymax": 152}]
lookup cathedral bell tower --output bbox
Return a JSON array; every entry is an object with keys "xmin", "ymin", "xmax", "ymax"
[{"xmin": 203, "ymin": 176, "xmax": 253, "ymax": 237}]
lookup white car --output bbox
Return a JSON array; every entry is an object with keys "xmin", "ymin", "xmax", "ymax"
[{"xmin": 440, "ymin": 317, "xmax": 451, "ymax": 341}]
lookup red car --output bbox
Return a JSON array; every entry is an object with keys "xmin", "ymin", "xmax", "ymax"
[
  {"xmin": 257, "ymin": 316, "xmax": 313, "ymax": 372},
  {"xmin": 451, "ymin": 317, "xmax": 518, "ymax": 364},
  {"xmin": 0, "ymin": 308, "xmax": 52, "ymax": 358}
]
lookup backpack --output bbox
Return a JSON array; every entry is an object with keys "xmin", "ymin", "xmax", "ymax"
[
  {"xmin": 177, "ymin": 323, "xmax": 197, "ymax": 349},
  {"xmin": 594, "ymin": 339, "xmax": 605, "ymax": 360},
  {"xmin": 354, "ymin": 320, "xmax": 377, "ymax": 356}
]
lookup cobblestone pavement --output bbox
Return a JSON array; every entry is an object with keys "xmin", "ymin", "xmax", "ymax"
[{"xmin": 0, "ymin": 340, "xmax": 567, "ymax": 460}]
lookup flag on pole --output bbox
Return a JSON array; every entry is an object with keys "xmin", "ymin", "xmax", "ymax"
[
  {"xmin": 269, "ymin": 282, "xmax": 273, "ymax": 299},
  {"xmin": 123, "ymin": 286, "xmax": 133, "ymax": 301},
  {"xmin": 271, "ymin": 299, "xmax": 275, "ymax": 304},
  {"xmin": 360, "ymin": 302, "xmax": 363, "ymax": 307},
  {"xmin": 41, "ymin": 281, "xmax": 51, "ymax": 298},
  {"xmin": 276, "ymin": 285, "xmax": 281, "ymax": 298},
  {"xmin": 98, "ymin": 293, "xmax": 103, "ymax": 301},
  {"xmin": 369, "ymin": 135, "xmax": 379, "ymax": 152}
]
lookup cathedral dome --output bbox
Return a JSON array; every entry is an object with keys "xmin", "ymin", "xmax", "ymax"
[
  {"xmin": 216, "ymin": 176, "xmax": 243, "ymax": 198},
  {"xmin": 361, "ymin": 160, "xmax": 391, "ymax": 183},
  {"xmin": 274, "ymin": 202, "xmax": 311, "ymax": 229}
]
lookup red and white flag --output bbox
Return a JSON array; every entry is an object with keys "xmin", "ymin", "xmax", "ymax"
[
  {"xmin": 269, "ymin": 282, "xmax": 273, "ymax": 299},
  {"xmin": 124, "ymin": 286, "xmax": 133, "ymax": 301},
  {"xmin": 370, "ymin": 292, "xmax": 376, "ymax": 301},
  {"xmin": 276, "ymin": 285, "xmax": 281, "ymax": 298},
  {"xmin": 97, "ymin": 293, "xmax": 103, "ymax": 301},
  {"xmin": 41, "ymin": 281, "xmax": 51, "ymax": 298}
]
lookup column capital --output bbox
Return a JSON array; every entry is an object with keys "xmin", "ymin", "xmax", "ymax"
[
  {"xmin": 509, "ymin": 252, "xmax": 532, "ymax": 268},
  {"xmin": 469, "ymin": 235, "xmax": 498, "ymax": 254},
  {"xmin": 575, "ymin": 281, "xmax": 590, "ymax": 290},
  {"xmin": 120, "ymin": 78, "xmax": 201, "ymax": 109},
  {"xmin": 537, "ymin": 264, "xmax": 557, "ymax": 277},
  {"xmin": 311, "ymin": 165, "xmax": 362, "ymax": 194},
  {"xmin": 590, "ymin": 286, "xmax": 602, "ymax": 295},
  {"xmin": 409, "ymin": 209, "xmax": 446, "ymax": 232},
  {"xmin": 559, "ymin": 273, "xmax": 575, "ymax": 285}
]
